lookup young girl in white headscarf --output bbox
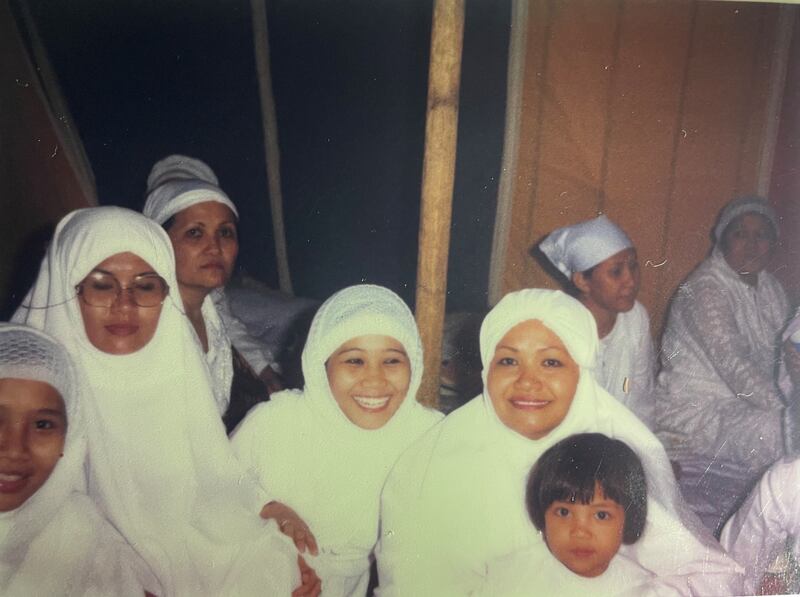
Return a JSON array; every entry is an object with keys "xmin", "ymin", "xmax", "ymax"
[
  {"xmin": 232, "ymin": 285, "xmax": 443, "ymax": 596},
  {"xmin": 0, "ymin": 323, "xmax": 155, "ymax": 596},
  {"xmin": 540, "ymin": 215, "xmax": 655, "ymax": 425},
  {"xmin": 144, "ymin": 154, "xmax": 281, "ymax": 429},
  {"xmin": 376, "ymin": 288, "xmax": 742, "ymax": 596},
  {"xmin": 12, "ymin": 206, "xmax": 306, "ymax": 596}
]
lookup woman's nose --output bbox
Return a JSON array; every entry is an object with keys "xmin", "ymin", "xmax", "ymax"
[
  {"xmin": 0, "ymin": 423, "xmax": 27, "ymax": 458},
  {"xmin": 515, "ymin": 366, "xmax": 542, "ymax": 389},
  {"xmin": 205, "ymin": 236, "xmax": 222, "ymax": 255}
]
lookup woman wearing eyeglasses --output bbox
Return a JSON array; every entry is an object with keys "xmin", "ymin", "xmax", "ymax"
[{"xmin": 12, "ymin": 206, "xmax": 320, "ymax": 596}]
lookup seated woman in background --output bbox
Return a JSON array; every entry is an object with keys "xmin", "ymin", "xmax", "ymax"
[
  {"xmin": 540, "ymin": 215, "xmax": 655, "ymax": 426},
  {"xmin": 232, "ymin": 285, "xmax": 442, "ymax": 597},
  {"xmin": 12, "ymin": 207, "xmax": 313, "ymax": 596},
  {"xmin": 654, "ymin": 195, "xmax": 790, "ymax": 535},
  {"xmin": 0, "ymin": 323, "xmax": 156, "ymax": 596},
  {"xmin": 144, "ymin": 154, "xmax": 281, "ymax": 431},
  {"xmin": 376, "ymin": 288, "xmax": 741, "ymax": 597}
]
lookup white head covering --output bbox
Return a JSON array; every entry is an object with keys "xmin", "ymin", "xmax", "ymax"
[
  {"xmin": 146, "ymin": 154, "xmax": 219, "ymax": 192},
  {"xmin": 377, "ymin": 289, "xmax": 743, "ymax": 595},
  {"xmin": 143, "ymin": 179, "xmax": 238, "ymax": 226},
  {"xmin": 539, "ymin": 215, "xmax": 633, "ymax": 278},
  {"xmin": 12, "ymin": 206, "xmax": 296, "ymax": 595},
  {"xmin": 232, "ymin": 285, "xmax": 442, "ymax": 593},
  {"xmin": 713, "ymin": 195, "xmax": 779, "ymax": 243}
]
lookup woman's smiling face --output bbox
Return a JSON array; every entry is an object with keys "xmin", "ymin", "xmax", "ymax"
[
  {"xmin": 325, "ymin": 335, "xmax": 411, "ymax": 430},
  {"xmin": 486, "ymin": 319, "xmax": 579, "ymax": 440}
]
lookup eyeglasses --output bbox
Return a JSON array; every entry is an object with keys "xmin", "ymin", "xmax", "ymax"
[{"xmin": 75, "ymin": 272, "xmax": 169, "ymax": 308}]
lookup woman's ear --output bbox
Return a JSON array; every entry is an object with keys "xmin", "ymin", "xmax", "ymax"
[{"xmin": 572, "ymin": 272, "xmax": 590, "ymax": 294}]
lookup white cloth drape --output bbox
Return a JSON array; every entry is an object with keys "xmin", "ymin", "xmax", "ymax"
[
  {"xmin": 232, "ymin": 285, "xmax": 442, "ymax": 597},
  {"xmin": 0, "ymin": 323, "xmax": 154, "ymax": 596},
  {"xmin": 376, "ymin": 289, "xmax": 742, "ymax": 597},
  {"xmin": 12, "ymin": 206, "xmax": 297, "ymax": 596}
]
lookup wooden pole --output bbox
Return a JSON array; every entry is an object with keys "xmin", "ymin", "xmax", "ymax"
[
  {"xmin": 415, "ymin": 0, "xmax": 465, "ymax": 408},
  {"xmin": 251, "ymin": 0, "xmax": 294, "ymax": 295}
]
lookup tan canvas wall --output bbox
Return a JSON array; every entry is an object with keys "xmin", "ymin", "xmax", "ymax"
[
  {"xmin": 492, "ymin": 0, "xmax": 795, "ymax": 335},
  {"xmin": 0, "ymin": 1, "xmax": 93, "ymax": 312}
]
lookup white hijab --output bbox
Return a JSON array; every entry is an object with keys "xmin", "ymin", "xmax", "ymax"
[
  {"xmin": 12, "ymin": 206, "xmax": 297, "ymax": 596},
  {"xmin": 377, "ymin": 289, "xmax": 742, "ymax": 596},
  {"xmin": 233, "ymin": 285, "xmax": 442, "ymax": 595},
  {"xmin": 0, "ymin": 323, "xmax": 152, "ymax": 596},
  {"xmin": 142, "ymin": 171, "xmax": 239, "ymax": 414}
]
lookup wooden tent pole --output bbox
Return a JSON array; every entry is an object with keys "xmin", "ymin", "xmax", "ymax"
[
  {"xmin": 251, "ymin": 0, "xmax": 294, "ymax": 295},
  {"xmin": 415, "ymin": 0, "xmax": 465, "ymax": 408}
]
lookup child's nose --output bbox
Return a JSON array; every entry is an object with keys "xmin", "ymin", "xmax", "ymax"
[{"xmin": 570, "ymin": 520, "xmax": 591, "ymax": 538}]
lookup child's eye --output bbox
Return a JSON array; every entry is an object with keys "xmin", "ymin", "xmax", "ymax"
[
  {"xmin": 595, "ymin": 510, "xmax": 611, "ymax": 521},
  {"xmin": 554, "ymin": 506, "xmax": 570, "ymax": 517}
]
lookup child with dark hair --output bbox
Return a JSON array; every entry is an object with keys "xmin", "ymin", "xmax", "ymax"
[{"xmin": 479, "ymin": 433, "xmax": 673, "ymax": 596}]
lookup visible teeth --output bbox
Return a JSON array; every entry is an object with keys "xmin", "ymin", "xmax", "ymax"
[
  {"xmin": 0, "ymin": 473, "xmax": 22, "ymax": 482},
  {"xmin": 353, "ymin": 396, "xmax": 391, "ymax": 410}
]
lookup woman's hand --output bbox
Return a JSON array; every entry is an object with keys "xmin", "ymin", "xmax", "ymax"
[
  {"xmin": 261, "ymin": 501, "xmax": 319, "ymax": 555},
  {"xmin": 292, "ymin": 555, "xmax": 322, "ymax": 597}
]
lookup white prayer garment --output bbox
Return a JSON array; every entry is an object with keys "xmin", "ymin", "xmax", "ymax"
[
  {"xmin": 232, "ymin": 285, "xmax": 443, "ymax": 597},
  {"xmin": 654, "ymin": 197, "xmax": 789, "ymax": 533},
  {"xmin": 376, "ymin": 289, "xmax": 743, "ymax": 597},
  {"xmin": 13, "ymin": 206, "xmax": 298, "ymax": 596},
  {"xmin": 721, "ymin": 456, "xmax": 800, "ymax": 596},
  {"xmin": 0, "ymin": 323, "xmax": 156, "ymax": 596}
]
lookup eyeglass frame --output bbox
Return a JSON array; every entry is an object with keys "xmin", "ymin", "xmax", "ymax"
[{"xmin": 74, "ymin": 271, "xmax": 170, "ymax": 308}]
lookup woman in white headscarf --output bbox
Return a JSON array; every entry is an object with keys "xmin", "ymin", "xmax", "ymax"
[
  {"xmin": 654, "ymin": 196, "xmax": 790, "ymax": 534},
  {"xmin": 232, "ymin": 285, "xmax": 442, "ymax": 596},
  {"xmin": 376, "ymin": 288, "xmax": 742, "ymax": 596},
  {"xmin": 0, "ymin": 323, "xmax": 156, "ymax": 596},
  {"xmin": 12, "ymin": 206, "xmax": 304, "ymax": 596},
  {"xmin": 540, "ymin": 215, "xmax": 655, "ymax": 425},
  {"xmin": 144, "ymin": 154, "xmax": 280, "ymax": 429}
]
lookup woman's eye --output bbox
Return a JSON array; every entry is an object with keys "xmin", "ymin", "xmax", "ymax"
[
  {"xmin": 497, "ymin": 357, "xmax": 516, "ymax": 366},
  {"xmin": 89, "ymin": 281, "xmax": 115, "ymax": 291},
  {"xmin": 186, "ymin": 228, "xmax": 203, "ymax": 239},
  {"xmin": 220, "ymin": 227, "xmax": 237, "ymax": 239},
  {"xmin": 384, "ymin": 358, "xmax": 403, "ymax": 365},
  {"xmin": 542, "ymin": 358, "xmax": 562, "ymax": 367},
  {"xmin": 34, "ymin": 419, "xmax": 57, "ymax": 431},
  {"xmin": 345, "ymin": 358, "xmax": 364, "ymax": 365}
]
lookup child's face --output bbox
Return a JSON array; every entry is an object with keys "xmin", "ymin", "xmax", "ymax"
[
  {"xmin": 325, "ymin": 334, "xmax": 411, "ymax": 429},
  {"xmin": 543, "ymin": 483, "xmax": 625, "ymax": 578},
  {"xmin": 0, "ymin": 378, "xmax": 67, "ymax": 511}
]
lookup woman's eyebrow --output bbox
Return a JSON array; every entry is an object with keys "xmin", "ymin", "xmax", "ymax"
[
  {"xmin": 37, "ymin": 408, "xmax": 66, "ymax": 418},
  {"xmin": 494, "ymin": 344, "xmax": 518, "ymax": 352},
  {"xmin": 336, "ymin": 347, "xmax": 365, "ymax": 355}
]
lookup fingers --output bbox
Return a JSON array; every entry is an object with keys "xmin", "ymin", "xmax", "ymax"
[
  {"xmin": 278, "ymin": 519, "xmax": 319, "ymax": 555},
  {"xmin": 292, "ymin": 556, "xmax": 322, "ymax": 597}
]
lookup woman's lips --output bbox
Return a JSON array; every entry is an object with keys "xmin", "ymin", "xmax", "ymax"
[
  {"xmin": 200, "ymin": 262, "xmax": 225, "ymax": 270},
  {"xmin": 0, "ymin": 472, "xmax": 28, "ymax": 494},
  {"xmin": 352, "ymin": 395, "xmax": 392, "ymax": 411},
  {"xmin": 510, "ymin": 397, "xmax": 549, "ymax": 410},
  {"xmin": 105, "ymin": 324, "xmax": 138, "ymax": 336}
]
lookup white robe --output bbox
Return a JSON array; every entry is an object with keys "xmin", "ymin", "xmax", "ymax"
[
  {"xmin": 376, "ymin": 289, "xmax": 743, "ymax": 597},
  {"xmin": 655, "ymin": 248, "xmax": 790, "ymax": 532},
  {"xmin": 232, "ymin": 285, "xmax": 443, "ymax": 597},
  {"xmin": 596, "ymin": 300, "xmax": 655, "ymax": 426},
  {"xmin": 478, "ymin": 544, "xmax": 679, "ymax": 597},
  {"xmin": 720, "ymin": 456, "xmax": 800, "ymax": 595},
  {"xmin": 13, "ymin": 207, "xmax": 298, "ymax": 596}
]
